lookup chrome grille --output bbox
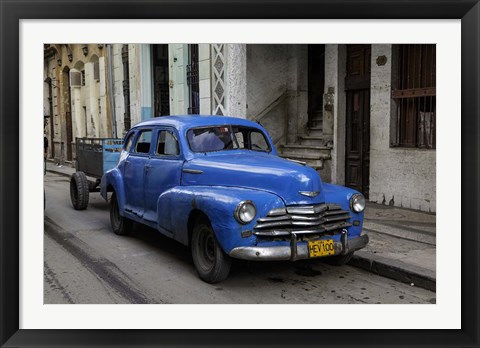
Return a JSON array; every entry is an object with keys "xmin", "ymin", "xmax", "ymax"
[{"xmin": 254, "ymin": 203, "xmax": 351, "ymax": 238}]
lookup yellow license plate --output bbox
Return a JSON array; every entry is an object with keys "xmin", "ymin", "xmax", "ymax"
[{"xmin": 308, "ymin": 239, "xmax": 335, "ymax": 258}]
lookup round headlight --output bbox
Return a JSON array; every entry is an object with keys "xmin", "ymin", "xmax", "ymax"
[
  {"xmin": 350, "ymin": 194, "xmax": 366, "ymax": 213},
  {"xmin": 235, "ymin": 201, "xmax": 256, "ymax": 224}
]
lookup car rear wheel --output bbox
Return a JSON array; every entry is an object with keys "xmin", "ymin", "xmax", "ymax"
[
  {"xmin": 70, "ymin": 171, "xmax": 89, "ymax": 210},
  {"xmin": 191, "ymin": 218, "xmax": 231, "ymax": 283},
  {"xmin": 110, "ymin": 191, "xmax": 132, "ymax": 236},
  {"xmin": 323, "ymin": 252, "xmax": 354, "ymax": 266}
]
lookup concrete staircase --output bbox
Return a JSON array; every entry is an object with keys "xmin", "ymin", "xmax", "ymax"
[{"xmin": 279, "ymin": 112, "xmax": 332, "ymax": 171}]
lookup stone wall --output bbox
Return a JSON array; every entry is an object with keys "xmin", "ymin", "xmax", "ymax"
[
  {"xmin": 327, "ymin": 44, "xmax": 347, "ymax": 186},
  {"xmin": 44, "ymin": 44, "xmax": 107, "ymax": 162},
  {"xmin": 226, "ymin": 44, "xmax": 247, "ymax": 118},
  {"xmin": 369, "ymin": 44, "xmax": 436, "ymax": 212},
  {"xmin": 199, "ymin": 44, "xmax": 212, "ymax": 114},
  {"xmin": 112, "ymin": 44, "xmax": 126, "ymax": 136}
]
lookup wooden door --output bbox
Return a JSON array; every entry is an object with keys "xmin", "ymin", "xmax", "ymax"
[{"xmin": 345, "ymin": 45, "xmax": 371, "ymax": 197}]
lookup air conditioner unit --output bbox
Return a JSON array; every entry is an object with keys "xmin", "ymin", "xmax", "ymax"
[{"xmin": 70, "ymin": 71, "xmax": 82, "ymax": 87}]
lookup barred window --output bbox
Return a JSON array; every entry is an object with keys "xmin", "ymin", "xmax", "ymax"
[
  {"xmin": 186, "ymin": 44, "xmax": 200, "ymax": 115},
  {"xmin": 392, "ymin": 44, "xmax": 436, "ymax": 149}
]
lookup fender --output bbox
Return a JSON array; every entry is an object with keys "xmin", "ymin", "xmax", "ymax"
[
  {"xmin": 323, "ymin": 183, "xmax": 364, "ymax": 237},
  {"xmin": 100, "ymin": 168, "xmax": 127, "ymax": 216},
  {"xmin": 156, "ymin": 186, "xmax": 285, "ymax": 253}
]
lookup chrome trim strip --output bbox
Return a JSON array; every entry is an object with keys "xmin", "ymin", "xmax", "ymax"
[
  {"xmin": 182, "ymin": 168, "xmax": 203, "ymax": 174},
  {"xmin": 254, "ymin": 230, "xmax": 291, "ymax": 237},
  {"xmin": 267, "ymin": 207, "xmax": 287, "ymax": 216},
  {"xmin": 285, "ymin": 158, "xmax": 307, "ymax": 166},
  {"xmin": 253, "ymin": 221, "xmax": 352, "ymax": 236},
  {"xmin": 299, "ymin": 191, "xmax": 320, "ymax": 198},
  {"xmin": 257, "ymin": 215, "xmax": 290, "ymax": 223}
]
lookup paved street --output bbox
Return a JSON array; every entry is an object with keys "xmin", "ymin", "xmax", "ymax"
[{"xmin": 44, "ymin": 172, "xmax": 436, "ymax": 304}]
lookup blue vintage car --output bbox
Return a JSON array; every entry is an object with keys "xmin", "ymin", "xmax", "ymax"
[{"xmin": 100, "ymin": 116, "xmax": 368, "ymax": 283}]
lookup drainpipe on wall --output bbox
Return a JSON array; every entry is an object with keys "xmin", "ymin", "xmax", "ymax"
[
  {"xmin": 122, "ymin": 44, "xmax": 131, "ymax": 133},
  {"xmin": 107, "ymin": 44, "xmax": 117, "ymax": 138}
]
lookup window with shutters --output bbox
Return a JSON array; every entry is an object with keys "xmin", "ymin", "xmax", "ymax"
[{"xmin": 392, "ymin": 44, "xmax": 436, "ymax": 149}]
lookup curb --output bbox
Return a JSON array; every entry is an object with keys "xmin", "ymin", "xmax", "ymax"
[{"xmin": 349, "ymin": 253, "xmax": 436, "ymax": 292}]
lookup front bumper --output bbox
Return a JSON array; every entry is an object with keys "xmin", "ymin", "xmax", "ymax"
[{"xmin": 229, "ymin": 232, "xmax": 369, "ymax": 261}]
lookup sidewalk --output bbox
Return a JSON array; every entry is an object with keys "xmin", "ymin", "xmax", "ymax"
[
  {"xmin": 45, "ymin": 160, "xmax": 436, "ymax": 291},
  {"xmin": 352, "ymin": 203, "xmax": 436, "ymax": 291}
]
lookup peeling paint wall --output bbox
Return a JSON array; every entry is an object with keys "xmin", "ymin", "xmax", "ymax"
[
  {"xmin": 369, "ymin": 44, "xmax": 436, "ymax": 212},
  {"xmin": 169, "ymin": 44, "xmax": 188, "ymax": 115},
  {"xmin": 198, "ymin": 44, "xmax": 212, "ymax": 114},
  {"xmin": 112, "ymin": 44, "xmax": 126, "ymax": 136},
  {"xmin": 246, "ymin": 44, "xmax": 307, "ymax": 146},
  {"xmin": 43, "ymin": 58, "xmax": 60, "ymax": 158},
  {"xmin": 128, "ymin": 44, "xmax": 141, "ymax": 127},
  {"xmin": 44, "ymin": 44, "xmax": 107, "ymax": 162},
  {"xmin": 98, "ymin": 56, "xmax": 108, "ymax": 137},
  {"xmin": 226, "ymin": 44, "xmax": 247, "ymax": 118},
  {"xmin": 327, "ymin": 44, "xmax": 347, "ymax": 186},
  {"xmin": 139, "ymin": 45, "xmax": 153, "ymax": 120}
]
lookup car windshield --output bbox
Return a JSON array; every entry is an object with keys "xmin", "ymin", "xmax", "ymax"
[{"xmin": 187, "ymin": 125, "xmax": 271, "ymax": 153}]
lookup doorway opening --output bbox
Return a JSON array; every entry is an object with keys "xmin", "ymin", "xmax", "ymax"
[
  {"xmin": 152, "ymin": 44, "xmax": 170, "ymax": 117},
  {"xmin": 307, "ymin": 44, "xmax": 325, "ymax": 125},
  {"xmin": 345, "ymin": 44, "xmax": 371, "ymax": 198}
]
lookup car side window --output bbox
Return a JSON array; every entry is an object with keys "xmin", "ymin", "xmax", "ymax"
[
  {"xmin": 134, "ymin": 130, "xmax": 152, "ymax": 154},
  {"xmin": 234, "ymin": 131, "xmax": 245, "ymax": 146},
  {"xmin": 250, "ymin": 131, "xmax": 269, "ymax": 151},
  {"xmin": 124, "ymin": 132, "xmax": 135, "ymax": 152},
  {"xmin": 156, "ymin": 130, "xmax": 179, "ymax": 156}
]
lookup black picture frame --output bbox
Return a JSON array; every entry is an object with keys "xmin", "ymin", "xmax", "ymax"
[{"xmin": 1, "ymin": 1, "xmax": 478, "ymax": 347}]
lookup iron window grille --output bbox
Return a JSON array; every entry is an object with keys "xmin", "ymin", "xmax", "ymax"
[
  {"xmin": 186, "ymin": 44, "xmax": 200, "ymax": 115},
  {"xmin": 392, "ymin": 44, "xmax": 436, "ymax": 149}
]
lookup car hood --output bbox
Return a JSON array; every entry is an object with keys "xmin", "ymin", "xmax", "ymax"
[{"xmin": 181, "ymin": 151, "xmax": 325, "ymax": 205}]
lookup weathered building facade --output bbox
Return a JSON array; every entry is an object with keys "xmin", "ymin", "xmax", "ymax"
[
  {"xmin": 44, "ymin": 44, "xmax": 110, "ymax": 161},
  {"xmin": 44, "ymin": 43, "xmax": 435, "ymax": 212}
]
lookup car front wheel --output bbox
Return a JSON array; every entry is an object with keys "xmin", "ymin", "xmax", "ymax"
[
  {"xmin": 191, "ymin": 218, "xmax": 231, "ymax": 283},
  {"xmin": 110, "ymin": 191, "xmax": 132, "ymax": 236}
]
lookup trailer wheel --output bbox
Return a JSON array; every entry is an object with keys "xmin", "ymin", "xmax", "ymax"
[{"xmin": 70, "ymin": 171, "xmax": 89, "ymax": 210}]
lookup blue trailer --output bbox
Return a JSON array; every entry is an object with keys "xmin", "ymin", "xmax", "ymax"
[{"xmin": 70, "ymin": 137, "xmax": 123, "ymax": 210}]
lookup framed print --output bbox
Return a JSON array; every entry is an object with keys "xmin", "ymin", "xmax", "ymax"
[{"xmin": 1, "ymin": 0, "xmax": 479, "ymax": 347}]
